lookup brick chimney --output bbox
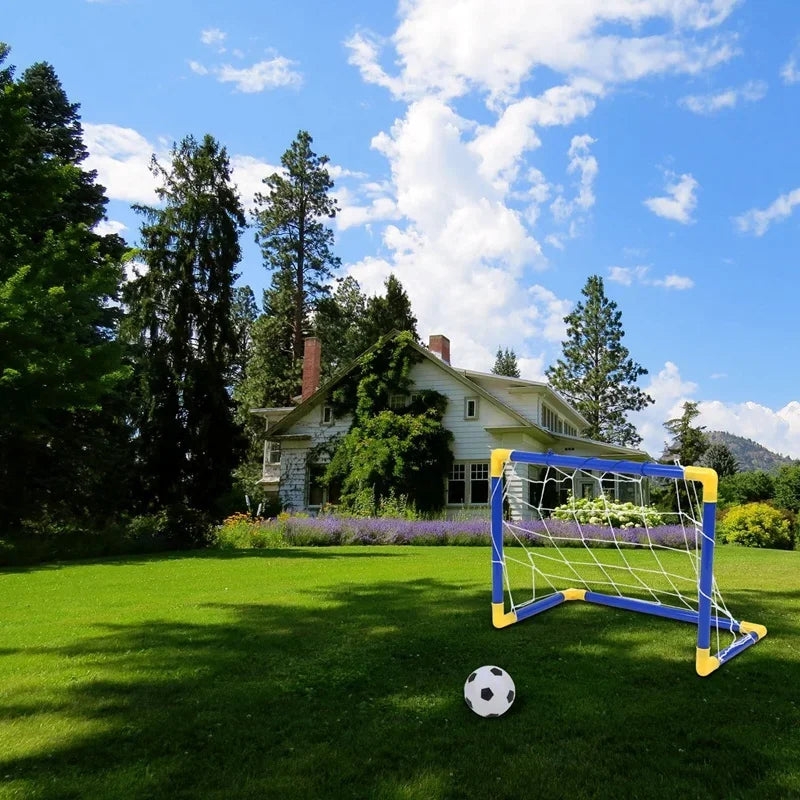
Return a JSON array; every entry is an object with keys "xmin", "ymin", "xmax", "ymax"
[
  {"xmin": 301, "ymin": 336, "xmax": 322, "ymax": 401},
  {"xmin": 428, "ymin": 334, "xmax": 450, "ymax": 365}
]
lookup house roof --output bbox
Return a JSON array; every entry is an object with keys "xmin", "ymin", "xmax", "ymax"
[{"xmin": 250, "ymin": 331, "xmax": 648, "ymax": 459}]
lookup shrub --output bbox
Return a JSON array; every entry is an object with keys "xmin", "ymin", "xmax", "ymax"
[
  {"xmin": 213, "ymin": 512, "xmax": 287, "ymax": 550},
  {"xmin": 719, "ymin": 503, "xmax": 794, "ymax": 550},
  {"xmin": 551, "ymin": 495, "xmax": 663, "ymax": 529},
  {"xmin": 774, "ymin": 465, "xmax": 800, "ymax": 514},
  {"xmin": 718, "ymin": 471, "xmax": 775, "ymax": 507}
]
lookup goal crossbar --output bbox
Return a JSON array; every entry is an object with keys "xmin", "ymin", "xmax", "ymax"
[{"xmin": 490, "ymin": 449, "xmax": 767, "ymax": 677}]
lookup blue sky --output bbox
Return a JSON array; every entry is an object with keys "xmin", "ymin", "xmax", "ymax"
[{"xmin": 6, "ymin": 0, "xmax": 800, "ymax": 457}]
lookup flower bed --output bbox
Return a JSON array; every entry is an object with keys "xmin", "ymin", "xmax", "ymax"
[{"xmin": 214, "ymin": 513, "xmax": 699, "ymax": 550}]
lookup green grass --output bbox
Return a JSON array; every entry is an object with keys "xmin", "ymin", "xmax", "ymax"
[{"xmin": 1, "ymin": 546, "xmax": 799, "ymax": 800}]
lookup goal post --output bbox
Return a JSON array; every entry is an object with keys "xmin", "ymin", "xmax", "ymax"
[{"xmin": 489, "ymin": 448, "xmax": 767, "ymax": 677}]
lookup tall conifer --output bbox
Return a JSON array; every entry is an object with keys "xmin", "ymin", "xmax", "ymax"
[{"xmin": 546, "ymin": 276, "xmax": 652, "ymax": 447}]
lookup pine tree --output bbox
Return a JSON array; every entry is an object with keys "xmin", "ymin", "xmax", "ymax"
[
  {"xmin": 0, "ymin": 47, "xmax": 129, "ymax": 524},
  {"xmin": 230, "ymin": 285, "xmax": 259, "ymax": 385},
  {"xmin": 362, "ymin": 274, "xmax": 419, "ymax": 344},
  {"xmin": 663, "ymin": 402, "xmax": 709, "ymax": 466},
  {"xmin": 546, "ymin": 276, "xmax": 653, "ymax": 447},
  {"xmin": 253, "ymin": 130, "xmax": 340, "ymax": 362},
  {"xmin": 125, "ymin": 134, "xmax": 246, "ymax": 521},
  {"xmin": 314, "ymin": 275, "xmax": 369, "ymax": 376},
  {"xmin": 701, "ymin": 442, "xmax": 738, "ymax": 478},
  {"xmin": 492, "ymin": 347, "xmax": 521, "ymax": 377}
]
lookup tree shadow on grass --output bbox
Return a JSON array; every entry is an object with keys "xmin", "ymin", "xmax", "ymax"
[
  {"xmin": 1, "ymin": 580, "xmax": 799, "ymax": 800},
  {"xmin": 0, "ymin": 546, "xmax": 407, "ymax": 575}
]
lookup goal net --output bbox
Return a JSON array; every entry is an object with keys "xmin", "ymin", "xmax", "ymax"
[{"xmin": 489, "ymin": 449, "xmax": 766, "ymax": 676}]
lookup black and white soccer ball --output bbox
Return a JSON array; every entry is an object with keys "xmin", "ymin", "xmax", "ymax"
[{"xmin": 464, "ymin": 665, "xmax": 515, "ymax": 717}]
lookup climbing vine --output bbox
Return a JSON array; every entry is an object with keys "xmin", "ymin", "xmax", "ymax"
[{"xmin": 324, "ymin": 332, "xmax": 453, "ymax": 513}]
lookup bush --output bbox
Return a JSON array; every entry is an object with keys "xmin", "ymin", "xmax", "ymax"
[
  {"xmin": 774, "ymin": 465, "xmax": 800, "ymax": 514},
  {"xmin": 718, "ymin": 471, "xmax": 775, "ymax": 507},
  {"xmin": 551, "ymin": 495, "xmax": 663, "ymax": 529},
  {"xmin": 719, "ymin": 503, "xmax": 794, "ymax": 549}
]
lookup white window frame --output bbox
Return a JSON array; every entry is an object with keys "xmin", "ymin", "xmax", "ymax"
[
  {"xmin": 389, "ymin": 393, "xmax": 407, "ymax": 411},
  {"xmin": 446, "ymin": 460, "xmax": 490, "ymax": 506},
  {"xmin": 265, "ymin": 441, "xmax": 281, "ymax": 464},
  {"xmin": 321, "ymin": 405, "xmax": 334, "ymax": 425},
  {"xmin": 464, "ymin": 396, "xmax": 480, "ymax": 420}
]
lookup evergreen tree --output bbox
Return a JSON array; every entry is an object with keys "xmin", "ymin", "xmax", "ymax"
[
  {"xmin": 314, "ymin": 275, "xmax": 369, "ymax": 376},
  {"xmin": 230, "ymin": 285, "xmax": 259, "ymax": 385},
  {"xmin": 125, "ymin": 134, "xmax": 246, "ymax": 522},
  {"xmin": 253, "ymin": 130, "xmax": 340, "ymax": 362},
  {"xmin": 546, "ymin": 276, "xmax": 653, "ymax": 447},
  {"xmin": 0, "ymin": 47, "xmax": 129, "ymax": 524},
  {"xmin": 362, "ymin": 274, "xmax": 419, "ymax": 344},
  {"xmin": 662, "ymin": 402, "xmax": 709, "ymax": 466},
  {"xmin": 492, "ymin": 347, "xmax": 521, "ymax": 377},
  {"xmin": 701, "ymin": 442, "xmax": 738, "ymax": 478}
]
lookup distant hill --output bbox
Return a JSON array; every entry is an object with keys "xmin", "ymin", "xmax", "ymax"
[{"xmin": 706, "ymin": 431, "xmax": 796, "ymax": 473}]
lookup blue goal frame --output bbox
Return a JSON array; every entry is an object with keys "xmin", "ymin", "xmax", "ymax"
[{"xmin": 490, "ymin": 449, "xmax": 767, "ymax": 677}]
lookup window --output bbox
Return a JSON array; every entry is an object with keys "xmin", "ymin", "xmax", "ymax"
[
  {"xmin": 308, "ymin": 464, "xmax": 326, "ymax": 507},
  {"xmin": 266, "ymin": 442, "xmax": 281, "ymax": 464},
  {"xmin": 542, "ymin": 404, "xmax": 558, "ymax": 432},
  {"xmin": 470, "ymin": 463, "xmax": 489, "ymax": 504},
  {"xmin": 308, "ymin": 464, "xmax": 341, "ymax": 507},
  {"xmin": 447, "ymin": 461, "xmax": 490, "ymax": 505},
  {"xmin": 581, "ymin": 483, "xmax": 594, "ymax": 499},
  {"xmin": 464, "ymin": 397, "xmax": 479, "ymax": 420},
  {"xmin": 389, "ymin": 393, "xmax": 407, "ymax": 411},
  {"xmin": 564, "ymin": 423, "xmax": 577, "ymax": 437},
  {"xmin": 321, "ymin": 405, "xmax": 334, "ymax": 425},
  {"xmin": 410, "ymin": 392, "xmax": 422, "ymax": 404},
  {"xmin": 447, "ymin": 464, "xmax": 466, "ymax": 504}
]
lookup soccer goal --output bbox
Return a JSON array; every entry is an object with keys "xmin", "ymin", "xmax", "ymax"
[{"xmin": 489, "ymin": 449, "xmax": 766, "ymax": 676}]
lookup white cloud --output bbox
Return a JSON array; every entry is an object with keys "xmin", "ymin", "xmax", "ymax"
[
  {"xmin": 550, "ymin": 134, "xmax": 598, "ymax": 222},
  {"xmin": 652, "ymin": 273, "xmax": 694, "ymax": 290},
  {"xmin": 229, "ymin": 155, "xmax": 282, "ymax": 212},
  {"xmin": 84, "ymin": 123, "xmax": 286, "ymax": 213},
  {"xmin": 94, "ymin": 219, "xmax": 127, "ymax": 236},
  {"xmin": 679, "ymin": 79, "xmax": 766, "ymax": 113},
  {"xmin": 342, "ymin": 0, "xmax": 741, "ymax": 370},
  {"xmin": 632, "ymin": 361, "xmax": 699, "ymax": 458},
  {"xmin": 216, "ymin": 57, "xmax": 302, "ymax": 92},
  {"xmin": 781, "ymin": 49, "xmax": 800, "ymax": 84},
  {"xmin": 608, "ymin": 265, "xmax": 650, "ymax": 286},
  {"xmin": 83, "ymin": 123, "xmax": 161, "ymax": 204},
  {"xmin": 608, "ymin": 265, "xmax": 694, "ymax": 290},
  {"xmin": 632, "ymin": 361, "xmax": 800, "ymax": 460},
  {"xmin": 734, "ymin": 187, "xmax": 800, "ymax": 236},
  {"xmin": 188, "ymin": 60, "xmax": 209, "ymax": 76},
  {"xmin": 201, "ymin": 28, "xmax": 226, "ymax": 47},
  {"xmin": 710, "ymin": 372, "xmax": 727, "ymax": 379},
  {"xmin": 346, "ymin": 1, "xmax": 738, "ymax": 103},
  {"xmin": 644, "ymin": 172, "xmax": 699, "ymax": 224},
  {"xmin": 698, "ymin": 400, "xmax": 800, "ymax": 460}
]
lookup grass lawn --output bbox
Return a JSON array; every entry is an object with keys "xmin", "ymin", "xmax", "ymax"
[{"xmin": 1, "ymin": 546, "xmax": 799, "ymax": 800}]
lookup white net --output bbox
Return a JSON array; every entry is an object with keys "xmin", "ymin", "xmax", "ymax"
[{"xmin": 494, "ymin": 459, "xmax": 740, "ymax": 654}]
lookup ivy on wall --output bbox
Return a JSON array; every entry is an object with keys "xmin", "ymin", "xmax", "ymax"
[{"xmin": 324, "ymin": 332, "xmax": 453, "ymax": 513}]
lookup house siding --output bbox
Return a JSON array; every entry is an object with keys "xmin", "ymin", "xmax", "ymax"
[{"xmin": 277, "ymin": 402, "xmax": 351, "ymax": 511}]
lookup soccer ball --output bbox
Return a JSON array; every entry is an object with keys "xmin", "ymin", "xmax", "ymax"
[{"xmin": 464, "ymin": 665, "xmax": 516, "ymax": 717}]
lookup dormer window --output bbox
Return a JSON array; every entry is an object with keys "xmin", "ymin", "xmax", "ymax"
[{"xmin": 464, "ymin": 397, "xmax": 479, "ymax": 420}]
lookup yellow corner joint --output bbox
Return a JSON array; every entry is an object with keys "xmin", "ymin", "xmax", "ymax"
[
  {"xmin": 561, "ymin": 588, "xmax": 587, "ymax": 601},
  {"xmin": 683, "ymin": 465, "xmax": 718, "ymax": 503},
  {"xmin": 490, "ymin": 449, "xmax": 513, "ymax": 478},
  {"xmin": 739, "ymin": 620, "xmax": 768, "ymax": 640},
  {"xmin": 696, "ymin": 648, "xmax": 721, "ymax": 677},
  {"xmin": 492, "ymin": 603, "xmax": 517, "ymax": 629}
]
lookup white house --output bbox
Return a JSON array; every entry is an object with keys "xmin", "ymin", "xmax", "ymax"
[{"xmin": 251, "ymin": 333, "xmax": 650, "ymax": 516}]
